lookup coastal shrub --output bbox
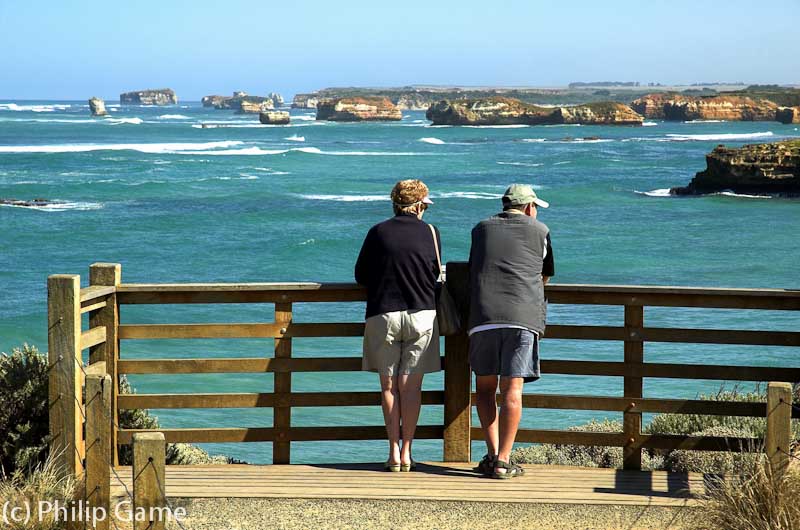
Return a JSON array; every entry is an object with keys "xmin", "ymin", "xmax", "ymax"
[
  {"xmin": 510, "ymin": 419, "xmax": 664, "ymax": 470},
  {"xmin": 0, "ymin": 344, "xmax": 233, "ymax": 477},
  {"xmin": 0, "ymin": 345, "xmax": 50, "ymax": 475},
  {"xmin": 0, "ymin": 452, "xmax": 75, "ymax": 530},
  {"xmin": 511, "ymin": 386, "xmax": 798, "ymax": 473},
  {"xmin": 695, "ymin": 456, "xmax": 800, "ymax": 530}
]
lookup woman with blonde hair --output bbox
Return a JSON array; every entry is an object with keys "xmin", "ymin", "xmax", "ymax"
[{"xmin": 355, "ymin": 179, "xmax": 442, "ymax": 471}]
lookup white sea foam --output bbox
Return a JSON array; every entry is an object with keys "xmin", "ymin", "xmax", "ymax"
[
  {"xmin": 284, "ymin": 135, "xmax": 305, "ymax": 142},
  {"xmin": 521, "ymin": 138, "xmax": 546, "ymax": 143},
  {"xmin": 714, "ymin": 191, "xmax": 772, "ymax": 199},
  {"xmin": 298, "ymin": 194, "xmax": 388, "ymax": 202},
  {"xmin": 157, "ymin": 114, "xmax": 191, "ymax": 120},
  {"xmin": 685, "ymin": 119, "xmax": 727, "ymax": 123},
  {"xmin": 0, "ymin": 140, "xmax": 243, "ymax": 154},
  {"xmin": 434, "ymin": 191, "xmax": 500, "ymax": 200},
  {"xmin": 642, "ymin": 122, "xmax": 658, "ymax": 127},
  {"xmin": 636, "ymin": 188, "xmax": 672, "ymax": 197},
  {"xmin": 0, "ymin": 103, "xmax": 71, "ymax": 112},
  {"xmin": 419, "ymin": 137, "xmax": 446, "ymax": 145},
  {"xmin": 666, "ymin": 132, "xmax": 774, "ymax": 141},
  {"xmin": 299, "ymin": 239, "xmax": 315, "ymax": 246},
  {"xmin": 553, "ymin": 161, "xmax": 571, "ymax": 165},
  {"xmin": 497, "ymin": 161, "xmax": 543, "ymax": 167},
  {"xmin": 291, "ymin": 115, "xmax": 317, "ymax": 121},
  {"xmin": 1, "ymin": 200, "xmax": 103, "ymax": 211},
  {"xmin": 107, "ymin": 117, "xmax": 143, "ymax": 125}
]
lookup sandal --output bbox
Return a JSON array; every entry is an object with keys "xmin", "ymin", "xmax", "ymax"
[
  {"xmin": 384, "ymin": 461, "xmax": 401, "ymax": 472},
  {"xmin": 473, "ymin": 454, "xmax": 497, "ymax": 476},
  {"xmin": 493, "ymin": 460, "xmax": 525, "ymax": 479},
  {"xmin": 400, "ymin": 460, "xmax": 417, "ymax": 472}
]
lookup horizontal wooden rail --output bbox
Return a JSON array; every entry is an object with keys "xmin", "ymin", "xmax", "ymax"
[
  {"xmin": 481, "ymin": 429, "xmax": 760, "ymax": 451},
  {"xmin": 118, "ymin": 356, "xmax": 800, "ymax": 382},
  {"xmin": 115, "ymin": 282, "xmax": 800, "ymax": 310},
  {"xmin": 81, "ymin": 326, "xmax": 107, "ymax": 350},
  {"xmin": 80, "ymin": 285, "xmax": 116, "ymax": 304},
  {"xmin": 510, "ymin": 394, "xmax": 771, "ymax": 417},
  {"xmin": 119, "ymin": 323, "xmax": 364, "ymax": 340},
  {"xmin": 118, "ymin": 357, "xmax": 365, "ymax": 374},
  {"xmin": 118, "ymin": 425, "xmax": 445, "ymax": 444},
  {"xmin": 119, "ymin": 391, "xmax": 445, "ymax": 409},
  {"xmin": 80, "ymin": 300, "xmax": 107, "ymax": 314}
]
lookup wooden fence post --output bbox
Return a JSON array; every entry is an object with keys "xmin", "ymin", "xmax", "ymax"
[
  {"xmin": 273, "ymin": 302, "xmax": 292, "ymax": 464},
  {"xmin": 85, "ymin": 362, "xmax": 111, "ymax": 530},
  {"xmin": 623, "ymin": 304, "xmax": 644, "ymax": 470},
  {"xmin": 48, "ymin": 274, "xmax": 84, "ymax": 477},
  {"xmin": 443, "ymin": 262, "xmax": 472, "ymax": 462},
  {"xmin": 89, "ymin": 263, "xmax": 121, "ymax": 465},
  {"xmin": 766, "ymin": 381, "xmax": 792, "ymax": 478},
  {"xmin": 133, "ymin": 432, "xmax": 166, "ymax": 530}
]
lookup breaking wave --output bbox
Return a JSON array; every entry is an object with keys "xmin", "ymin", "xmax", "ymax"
[
  {"xmin": 419, "ymin": 137, "xmax": 446, "ymax": 145},
  {"xmin": 635, "ymin": 188, "xmax": 672, "ymax": 197},
  {"xmin": 284, "ymin": 135, "xmax": 305, "ymax": 142},
  {"xmin": 157, "ymin": 114, "xmax": 191, "ymax": 120},
  {"xmin": 0, "ymin": 103, "xmax": 71, "ymax": 112},
  {"xmin": 497, "ymin": 161, "xmax": 543, "ymax": 167},
  {"xmin": 665, "ymin": 132, "xmax": 774, "ymax": 141},
  {"xmin": 1, "ymin": 200, "xmax": 103, "ymax": 211},
  {"xmin": 0, "ymin": 140, "xmax": 243, "ymax": 154},
  {"xmin": 297, "ymin": 194, "xmax": 387, "ymax": 202}
]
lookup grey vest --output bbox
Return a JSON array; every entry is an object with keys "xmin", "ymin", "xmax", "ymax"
[{"xmin": 468, "ymin": 212, "xmax": 549, "ymax": 333}]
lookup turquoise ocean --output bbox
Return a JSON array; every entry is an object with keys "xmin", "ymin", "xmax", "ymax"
[{"xmin": 1, "ymin": 100, "xmax": 799, "ymax": 464}]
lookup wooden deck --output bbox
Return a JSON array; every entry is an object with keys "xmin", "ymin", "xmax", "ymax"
[{"xmin": 110, "ymin": 463, "xmax": 705, "ymax": 507}]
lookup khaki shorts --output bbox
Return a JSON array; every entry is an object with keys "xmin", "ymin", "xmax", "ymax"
[{"xmin": 363, "ymin": 309, "xmax": 441, "ymax": 375}]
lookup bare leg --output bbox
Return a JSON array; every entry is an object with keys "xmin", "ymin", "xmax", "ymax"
[
  {"xmin": 497, "ymin": 376, "xmax": 524, "ymax": 464},
  {"xmin": 397, "ymin": 373, "xmax": 424, "ymax": 466},
  {"xmin": 475, "ymin": 375, "xmax": 500, "ymax": 456},
  {"xmin": 380, "ymin": 374, "xmax": 401, "ymax": 464}
]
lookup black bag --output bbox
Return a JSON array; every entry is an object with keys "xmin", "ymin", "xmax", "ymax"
[{"xmin": 429, "ymin": 224, "xmax": 461, "ymax": 336}]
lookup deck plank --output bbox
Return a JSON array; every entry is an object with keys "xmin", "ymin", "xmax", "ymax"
[{"xmin": 109, "ymin": 463, "xmax": 704, "ymax": 507}]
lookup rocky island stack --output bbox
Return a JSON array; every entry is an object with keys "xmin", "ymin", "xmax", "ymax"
[
  {"xmin": 316, "ymin": 97, "xmax": 402, "ymax": 121},
  {"xmin": 630, "ymin": 93, "xmax": 797, "ymax": 122},
  {"xmin": 426, "ymin": 97, "xmax": 643, "ymax": 126},
  {"xmin": 670, "ymin": 140, "xmax": 800, "ymax": 196},
  {"xmin": 259, "ymin": 111, "xmax": 290, "ymax": 125},
  {"xmin": 120, "ymin": 88, "xmax": 177, "ymax": 105},
  {"xmin": 88, "ymin": 97, "xmax": 107, "ymax": 117}
]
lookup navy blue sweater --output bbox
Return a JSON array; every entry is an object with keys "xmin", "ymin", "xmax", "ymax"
[{"xmin": 355, "ymin": 213, "xmax": 441, "ymax": 318}]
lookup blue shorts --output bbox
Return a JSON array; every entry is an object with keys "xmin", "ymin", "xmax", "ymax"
[{"xmin": 468, "ymin": 328, "xmax": 540, "ymax": 383}]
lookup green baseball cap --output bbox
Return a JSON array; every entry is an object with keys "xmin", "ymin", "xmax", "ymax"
[{"xmin": 502, "ymin": 183, "xmax": 549, "ymax": 208}]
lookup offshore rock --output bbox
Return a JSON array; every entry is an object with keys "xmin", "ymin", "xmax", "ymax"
[
  {"xmin": 88, "ymin": 97, "xmax": 107, "ymax": 117},
  {"xmin": 395, "ymin": 94, "xmax": 431, "ymax": 111},
  {"xmin": 316, "ymin": 97, "xmax": 402, "ymax": 121},
  {"xmin": 292, "ymin": 94, "xmax": 319, "ymax": 109},
  {"xmin": 777, "ymin": 106, "xmax": 800, "ymax": 124},
  {"xmin": 202, "ymin": 95, "xmax": 227, "ymax": 107},
  {"xmin": 670, "ymin": 140, "xmax": 800, "ymax": 196},
  {"xmin": 426, "ymin": 97, "xmax": 642, "ymax": 126},
  {"xmin": 259, "ymin": 111, "xmax": 290, "ymax": 125},
  {"xmin": 631, "ymin": 93, "xmax": 778, "ymax": 121},
  {"xmin": 268, "ymin": 92, "xmax": 285, "ymax": 107},
  {"xmin": 237, "ymin": 98, "xmax": 275, "ymax": 114},
  {"xmin": 120, "ymin": 88, "xmax": 177, "ymax": 105}
]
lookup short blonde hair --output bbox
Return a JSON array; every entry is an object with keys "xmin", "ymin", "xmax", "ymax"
[{"xmin": 391, "ymin": 179, "xmax": 429, "ymax": 215}]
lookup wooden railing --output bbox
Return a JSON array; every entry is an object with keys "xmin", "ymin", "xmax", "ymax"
[{"xmin": 48, "ymin": 262, "xmax": 800, "ymax": 482}]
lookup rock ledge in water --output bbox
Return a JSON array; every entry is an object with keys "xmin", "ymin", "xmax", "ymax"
[
  {"xmin": 425, "ymin": 97, "xmax": 642, "ymax": 126},
  {"xmin": 670, "ymin": 140, "xmax": 800, "ymax": 196},
  {"xmin": 120, "ymin": 89, "xmax": 177, "ymax": 105},
  {"xmin": 88, "ymin": 97, "xmax": 107, "ymax": 117},
  {"xmin": 316, "ymin": 97, "xmax": 402, "ymax": 121},
  {"xmin": 259, "ymin": 111, "xmax": 290, "ymax": 125}
]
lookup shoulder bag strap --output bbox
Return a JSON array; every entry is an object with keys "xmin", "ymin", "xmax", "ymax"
[{"xmin": 428, "ymin": 224, "xmax": 443, "ymax": 282}]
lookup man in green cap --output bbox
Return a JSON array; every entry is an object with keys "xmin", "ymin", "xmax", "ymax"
[{"xmin": 468, "ymin": 183, "xmax": 554, "ymax": 479}]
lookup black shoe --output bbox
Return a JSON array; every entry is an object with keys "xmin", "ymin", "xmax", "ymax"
[{"xmin": 473, "ymin": 454, "xmax": 497, "ymax": 476}]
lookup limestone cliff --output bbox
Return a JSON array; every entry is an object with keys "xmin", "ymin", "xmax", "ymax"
[
  {"xmin": 203, "ymin": 92, "xmax": 276, "ymax": 112},
  {"xmin": 777, "ymin": 107, "xmax": 800, "ymax": 124},
  {"xmin": 670, "ymin": 140, "xmax": 800, "ymax": 196},
  {"xmin": 268, "ymin": 92, "xmax": 285, "ymax": 107},
  {"xmin": 259, "ymin": 111, "xmax": 290, "ymax": 124},
  {"xmin": 237, "ymin": 98, "xmax": 275, "ymax": 114},
  {"xmin": 316, "ymin": 97, "xmax": 402, "ymax": 121},
  {"xmin": 631, "ymin": 93, "xmax": 779, "ymax": 121},
  {"xmin": 292, "ymin": 94, "xmax": 319, "ymax": 109},
  {"xmin": 426, "ymin": 97, "xmax": 642, "ymax": 126},
  {"xmin": 120, "ymin": 89, "xmax": 177, "ymax": 105},
  {"xmin": 88, "ymin": 97, "xmax": 107, "ymax": 117}
]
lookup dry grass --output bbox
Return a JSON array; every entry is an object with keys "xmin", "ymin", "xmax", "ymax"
[
  {"xmin": 0, "ymin": 452, "xmax": 75, "ymax": 530},
  {"xmin": 696, "ymin": 457, "xmax": 800, "ymax": 530}
]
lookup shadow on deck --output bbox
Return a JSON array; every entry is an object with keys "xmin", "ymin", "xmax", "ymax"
[{"xmin": 111, "ymin": 462, "xmax": 705, "ymax": 507}]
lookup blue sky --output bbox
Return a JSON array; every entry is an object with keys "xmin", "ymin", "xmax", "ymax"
[{"xmin": 0, "ymin": 0, "xmax": 798, "ymax": 100}]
